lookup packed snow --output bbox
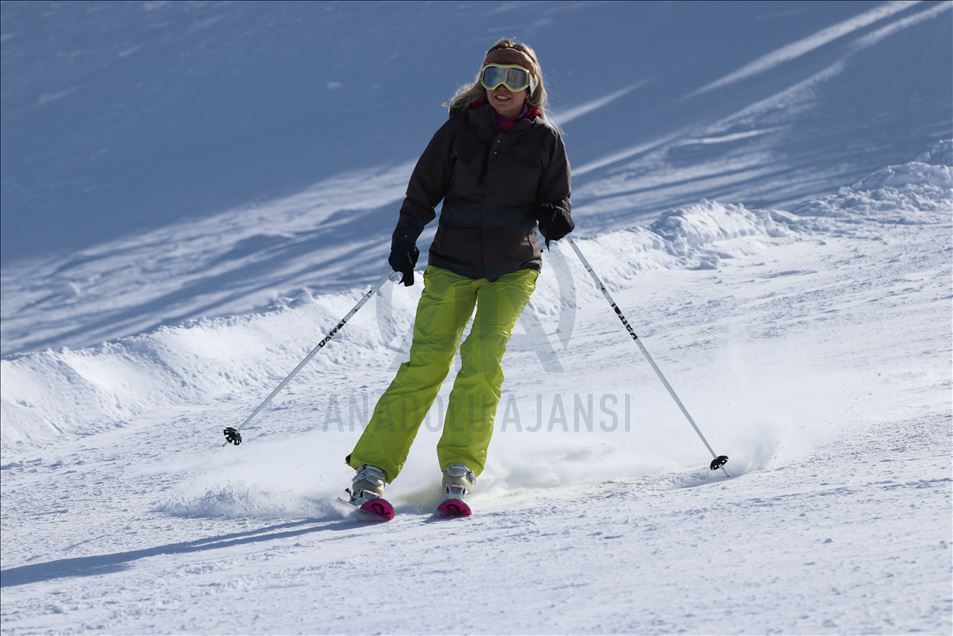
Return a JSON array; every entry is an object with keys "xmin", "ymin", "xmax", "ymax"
[
  {"xmin": 2, "ymin": 150, "xmax": 950, "ymax": 633},
  {"xmin": 1, "ymin": 2, "xmax": 951, "ymax": 634}
]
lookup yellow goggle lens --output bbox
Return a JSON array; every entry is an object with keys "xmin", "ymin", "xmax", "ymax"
[{"xmin": 480, "ymin": 64, "xmax": 537, "ymax": 93}]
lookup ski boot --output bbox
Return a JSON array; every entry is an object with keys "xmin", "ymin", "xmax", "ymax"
[
  {"xmin": 346, "ymin": 464, "xmax": 394, "ymax": 520},
  {"xmin": 437, "ymin": 464, "xmax": 475, "ymax": 517}
]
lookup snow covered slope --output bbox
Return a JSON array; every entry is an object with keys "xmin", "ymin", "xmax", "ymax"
[
  {"xmin": 1, "ymin": 2, "xmax": 951, "ymax": 633},
  {"xmin": 1, "ymin": 152, "xmax": 950, "ymax": 633},
  {"xmin": 2, "ymin": 1, "xmax": 951, "ymax": 354}
]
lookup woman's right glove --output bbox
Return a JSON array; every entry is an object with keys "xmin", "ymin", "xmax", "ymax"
[
  {"xmin": 537, "ymin": 202, "xmax": 574, "ymax": 248},
  {"xmin": 388, "ymin": 234, "xmax": 420, "ymax": 286}
]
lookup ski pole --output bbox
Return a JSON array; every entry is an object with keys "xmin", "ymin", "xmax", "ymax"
[
  {"xmin": 565, "ymin": 237, "xmax": 730, "ymax": 478},
  {"xmin": 223, "ymin": 268, "xmax": 396, "ymax": 446}
]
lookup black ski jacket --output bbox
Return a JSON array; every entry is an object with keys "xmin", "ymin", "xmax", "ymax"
[{"xmin": 393, "ymin": 102, "xmax": 572, "ymax": 281}]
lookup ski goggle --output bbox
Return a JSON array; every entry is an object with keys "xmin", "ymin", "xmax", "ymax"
[{"xmin": 480, "ymin": 64, "xmax": 538, "ymax": 94}]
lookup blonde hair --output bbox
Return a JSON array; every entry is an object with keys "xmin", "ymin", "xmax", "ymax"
[{"xmin": 446, "ymin": 38, "xmax": 551, "ymax": 120}]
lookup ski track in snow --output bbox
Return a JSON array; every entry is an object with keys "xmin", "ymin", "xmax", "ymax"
[{"xmin": 1, "ymin": 152, "xmax": 951, "ymax": 633}]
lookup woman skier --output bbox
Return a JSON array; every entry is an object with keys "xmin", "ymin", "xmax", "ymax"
[{"xmin": 345, "ymin": 38, "xmax": 573, "ymax": 518}]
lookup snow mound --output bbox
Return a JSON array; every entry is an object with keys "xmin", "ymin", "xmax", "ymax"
[
  {"xmin": 0, "ymin": 286, "xmax": 418, "ymax": 451},
  {"xmin": 649, "ymin": 200, "xmax": 799, "ymax": 266},
  {"xmin": 853, "ymin": 162, "xmax": 953, "ymax": 193},
  {"xmin": 539, "ymin": 200, "xmax": 804, "ymax": 310},
  {"xmin": 794, "ymin": 160, "xmax": 953, "ymax": 221},
  {"xmin": 916, "ymin": 138, "xmax": 953, "ymax": 165}
]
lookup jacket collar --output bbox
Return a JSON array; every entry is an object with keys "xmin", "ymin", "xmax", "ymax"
[{"xmin": 466, "ymin": 101, "xmax": 536, "ymax": 140}]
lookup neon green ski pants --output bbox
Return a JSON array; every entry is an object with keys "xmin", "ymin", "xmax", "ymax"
[{"xmin": 347, "ymin": 264, "xmax": 538, "ymax": 482}]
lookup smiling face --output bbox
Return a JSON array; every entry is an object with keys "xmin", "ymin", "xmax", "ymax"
[{"xmin": 487, "ymin": 84, "xmax": 528, "ymax": 120}]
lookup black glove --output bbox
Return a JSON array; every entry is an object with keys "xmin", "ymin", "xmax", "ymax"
[
  {"xmin": 537, "ymin": 203, "xmax": 574, "ymax": 248},
  {"xmin": 388, "ymin": 235, "xmax": 420, "ymax": 286}
]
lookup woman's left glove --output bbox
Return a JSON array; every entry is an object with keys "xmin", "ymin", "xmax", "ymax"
[
  {"xmin": 537, "ymin": 202, "xmax": 574, "ymax": 248},
  {"xmin": 388, "ymin": 235, "xmax": 420, "ymax": 286}
]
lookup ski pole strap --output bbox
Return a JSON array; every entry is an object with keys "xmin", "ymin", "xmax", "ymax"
[
  {"xmin": 565, "ymin": 237, "xmax": 730, "ymax": 478},
  {"xmin": 223, "ymin": 268, "xmax": 396, "ymax": 446}
]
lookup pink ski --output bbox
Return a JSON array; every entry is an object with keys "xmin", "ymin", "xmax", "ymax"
[
  {"xmin": 358, "ymin": 497, "xmax": 395, "ymax": 521},
  {"xmin": 337, "ymin": 496, "xmax": 395, "ymax": 521},
  {"xmin": 436, "ymin": 499, "xmax": 471, "ymax": 517}
]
